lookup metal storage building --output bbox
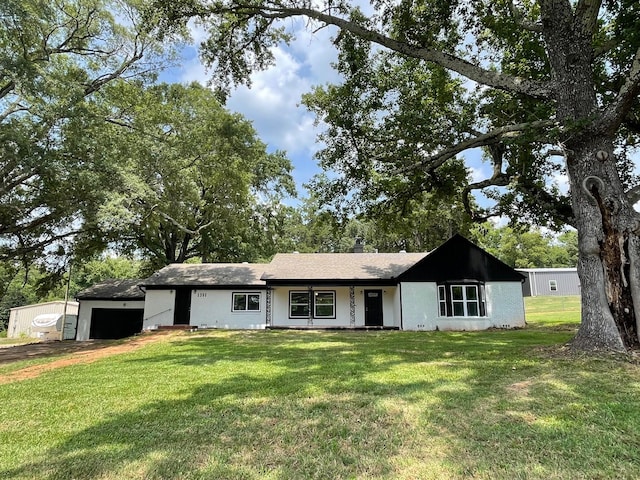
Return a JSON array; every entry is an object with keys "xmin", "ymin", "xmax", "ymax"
[
  {"xmin": 8, "ymin": 301, "xmax": 79, "ymax": 340},
  {"xmin": 517, "ymin": 268, "xmax": 580, "ymax": 296}
]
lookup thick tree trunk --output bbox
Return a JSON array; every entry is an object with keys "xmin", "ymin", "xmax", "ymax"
[
  {"xmin": 540, "ymin": 0, "xmax": 640, "ymax": 351},
  {"xmin": 566, "ymin": 137, "xmax": 640, "ymax": 351}
]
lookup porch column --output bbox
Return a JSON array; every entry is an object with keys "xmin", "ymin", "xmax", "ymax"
[
  {"xmin": 266, "ymin": 288, "xmax": 272, "ymax": 326},
  {"xmin": 349, "ymin": 286, "xmax": 356, "ymax": 327}
]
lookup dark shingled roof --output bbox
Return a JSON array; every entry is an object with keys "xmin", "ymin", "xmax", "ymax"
[
  {"xmin": 261, "ymin": 252, "xmax": 428, "ymax": 281},
  {"xmin": 75, "ymin": 279, "xmax": 145, "ymax": 300},
  {"xmin": 142, "ymin": 263, "xmax": 267, "ymax": 287}
]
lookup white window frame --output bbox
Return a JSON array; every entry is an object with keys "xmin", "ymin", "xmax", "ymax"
[
  {"xmin": 313, "ymin": 291, "xmax": 336, "ymax": 319},
  {"xmin": 232, "ymin": 292, "xmax": 261, "ymax": 312},
  {"xmin": 549, "ymin": 280, "xmax": 558, "ymax": 291},
  {"xmin": 449, "ymin": 284, "xmax": 482, "ymax": 317}
]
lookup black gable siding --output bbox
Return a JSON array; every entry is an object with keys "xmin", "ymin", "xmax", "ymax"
[{"xmin": 398, "ymin": 234, "xmax": 525, "ymax": 283}]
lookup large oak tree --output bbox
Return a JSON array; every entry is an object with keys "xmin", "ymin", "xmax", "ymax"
[
  {"xmin": 149, "ymin": 0, "xmax": 640, "ymax": 351},
  {"xmin": 90, "ymin": 81, "xmax": 296, "ymax": 268},
  {"xmin": 0, "ymin": 0, "xmax": 164, "ymax": 264}
]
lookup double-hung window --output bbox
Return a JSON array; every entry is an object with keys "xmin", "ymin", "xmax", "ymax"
[
  {"xmin": 289, "ymin": 291, "xmax": 336, "ymax": 318},
  {"xmin": 438, "ymin": 283, "xmax": 484, "ymax": 317},
  {"xmin": 290, "ymin": 291, "xmax": 310, "ymax": 318},
  {"xmin": 233, "ymin": 293, "xmax": 261, "ymax": 312},
  {"xmin": 549, "ymin": 280, "xmax": 558, "ymax": 291},
  {"xmin": 314, "ymin": 291, "xmax": 335, "ymax": 318}
]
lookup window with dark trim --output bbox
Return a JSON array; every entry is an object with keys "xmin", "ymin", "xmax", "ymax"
[
  {"xmin": 314, "ymin": 291, "xmax": 336, "ymax": 318},
  {"xmin": 289, "ymin": 291, "xmax": 310, "ymax": 318},
  {"xmin": 438, "ymin": 285, "xmax": 447, "ymax": 316},
  {"xmin": 232, "ymin": 293, "xmax": 261, "ymax": 312},
  {"xmin": 438, "ymin": 283, "xmax": 485, "ymax": 317},
  {"xmin": 288, "ymin": 290, "xmax": 336, "ymax": 319}
]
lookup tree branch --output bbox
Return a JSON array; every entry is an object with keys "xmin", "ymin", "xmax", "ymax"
[
  {"xmin": 574, "ymin": 0, "xmax": 603, "ymax": 38},
  {"xmin": 396, "ymin": 119, "xmax": 556, "ymax": 174},
  {"xmin": 627, "ymin": 184, "xmax": 640, "ymax": 206},
  {"xmin": 83, "ymin": 42, "xmax": 145, "ymax": 96},
  {"xmin": 196, "ymin": 3, "xmax": 554, "ymax": 99},
  {"xmin": 0, "ymin": 80, "xmax": 16, "ymax": 100},
  {"xmin": 507, "ymin": 0, "xmax": 543, "ymax": 32},
  {"xmin": 148, "ymin": 204, "xmax": 215, "ymax": 236},
  {"xmin": 599, "ymin": 45, "xmax": 640, "ymax": 133}
]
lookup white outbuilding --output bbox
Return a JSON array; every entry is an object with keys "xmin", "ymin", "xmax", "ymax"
[{"xmin": 8, "ymin": 301, "xmax": 79, "ymax": 340}]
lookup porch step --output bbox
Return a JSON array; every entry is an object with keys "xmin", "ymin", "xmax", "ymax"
[
  {"xmin": 267, "ymin": 325, "xmax": 399, "ymax": 331},
  {"xmin": 155, "ymin": 325, "xmax": 198, "ymax": 331}
]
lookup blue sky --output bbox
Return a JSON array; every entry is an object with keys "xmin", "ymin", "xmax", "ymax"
[{"xmin": 159, "ymin": 18, "xmax": 345, "ymax": 197}]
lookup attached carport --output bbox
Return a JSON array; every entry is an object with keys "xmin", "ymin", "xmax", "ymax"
[{"xmin": 76, "ymin": 279, "xmax": 145, "ymax": 341}]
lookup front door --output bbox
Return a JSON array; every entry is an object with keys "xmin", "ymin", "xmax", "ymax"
[
  {"xmin": 174, "ymin": 288, "xmax": 191, "ymax": 325},
  {"xmin": 364, "ymin": 290, "xmax": 383, "ymax": 326}
]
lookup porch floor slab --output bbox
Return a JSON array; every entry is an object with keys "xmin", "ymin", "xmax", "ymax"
[{"xmin": 266, "ymin": 325, "xmax": 399, "ymax": 331}]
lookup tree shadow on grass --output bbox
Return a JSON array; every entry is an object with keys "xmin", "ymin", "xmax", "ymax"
[
  {"xmin": 3, "ymin": 330, "xmax": 639, "ymax": 479},
  {"xmin": 2, "ymin": 376, "xmax": 447, "ymax": 478}
]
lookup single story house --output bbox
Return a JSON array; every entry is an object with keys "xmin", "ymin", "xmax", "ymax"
[
  {"xmin": 516, "ymin": 268, "xmax": 580, "ymax": 296},
  {"xmin": 132, "ymin": 234, "xmax": 525, "ymax": 334},
  {"xmin": 76, "ymin": 279, "xmax": 146, "ymax": 340}
]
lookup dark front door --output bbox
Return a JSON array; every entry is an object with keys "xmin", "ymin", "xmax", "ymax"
[
  {"xmin": 364, "ymin": 290, "xmax": 383, "ymax": 326},
  {"xmin": 174, "ymin": 288, "xmax": 191, "ymax": 325}
]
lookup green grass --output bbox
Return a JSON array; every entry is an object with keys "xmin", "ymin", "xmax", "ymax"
[
  {"xmin": 1, "ymin": 296, "xmax": 639, "ymax": 479},
  {"xmin": 0, "ymin": 336, "xmax": 36, "ymax": 346}
]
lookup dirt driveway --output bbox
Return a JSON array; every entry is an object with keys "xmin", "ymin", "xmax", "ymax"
[{"xmin": 0, "ymin": 332, "xmax": 173, "ymax": 384}]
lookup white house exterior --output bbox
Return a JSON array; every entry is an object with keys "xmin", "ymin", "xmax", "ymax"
[
  {"xmin": 76, "ymin": 279, "xmax": 145, "ymax": 341},
  {"xmin": 261, "ymin": 235, "xmax": 526, "ymax": 331},
  {"xmin": 75, "ymin": 235, "xmax": 526, "ymax": 339},
  {"xmin": 142, "ymin": 263, "xmax": 268, "ymax": 331},
  {"xmin": 400, "ymin": 281, "xmax": 526, "ymax": 330},
  {"xmin": 262, "ymin": 252, "xmax": 426, "ymax": 329}
]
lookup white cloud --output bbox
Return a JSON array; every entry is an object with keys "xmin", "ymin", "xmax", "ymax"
[
  {"xmin": 176, "ymin": 16, "xmax": 343, "ymax": 190},
  {"xmin": 468, "ymin": 166, "xmax": 488, "ymax": 184}
]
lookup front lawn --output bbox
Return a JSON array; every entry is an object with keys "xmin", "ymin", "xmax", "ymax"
[{"xmin": 1, "ymin": 296, "xmax": 639, "ymax": 479}]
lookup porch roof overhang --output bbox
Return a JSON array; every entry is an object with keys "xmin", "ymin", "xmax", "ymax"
[
  {"xmin": 144, "ymin": 284, "xmax": 267, "ymax": 290},
  {"xmin": 264, "ymin": 279, "xmax": 399, "ymax": 287}
]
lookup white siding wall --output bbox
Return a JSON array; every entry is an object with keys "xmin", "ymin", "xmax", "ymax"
[
  {"xmin": 400, "ymin": 282, "xmax": 525, "ymax": 331},
  {"xmin": 76, "ymin": 300, "xmax": 145, "ymax": 341},
  {"xmin": 401, "ymin": 283, "xmax": 439, "ymax": 330},
  {"xmin": 142, "ymin": 289, "xmax": 175, "ymax": 330},
  {"xmin": 484, "ymin": 282, "xmax": 526, "ymax": 328},
  {"xmin": 191, "ymin": 289, "xmax": 266, "ymax": 329},
  {"xmin": 270, "ymin": 286, "xmax": 399, "ymax": 327}
]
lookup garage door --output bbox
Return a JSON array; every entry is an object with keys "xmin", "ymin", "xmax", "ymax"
[{"xmin": 89, "ymin": 308, "xmax": 144, "ymax": 339}]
